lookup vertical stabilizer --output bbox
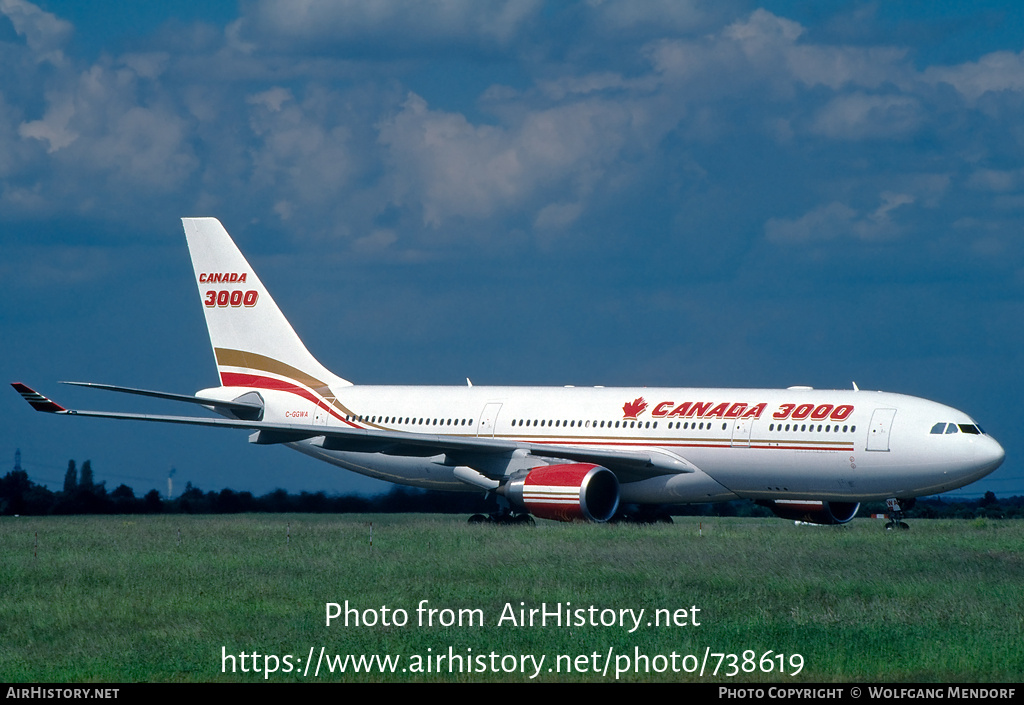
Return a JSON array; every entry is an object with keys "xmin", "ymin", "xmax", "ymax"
[{"xmin": 181, "ymin": 218, "xmax": 352, "ymax": 392}]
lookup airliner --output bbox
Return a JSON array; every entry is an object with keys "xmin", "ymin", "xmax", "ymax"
[{"xmin": 13, "ymin": 218, "xmax": 1005, "ymax": 527}]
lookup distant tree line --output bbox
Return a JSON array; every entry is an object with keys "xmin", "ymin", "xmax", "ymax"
[
  {"xmin": 0, "ymin": 459, "xmax": 495, "ymax": 516},
  {"xmin": 1, "ymin": 459, "xmax": 1021, "ymax": 519}
]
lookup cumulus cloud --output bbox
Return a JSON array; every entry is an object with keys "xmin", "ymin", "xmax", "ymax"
[
  {"xmin": 377, "ymin": 91, "xmax": 639, "ymax": 228},
  {"xmin": 235, "ymin": 0, "xmax": 542, "ymax": 54},
  {"xmin": 246, "ymin": 86, "xmax": 357, "ymax": 210},
  {"xmin": 926, "ymin": 50, "xmax": 1024, "ymax": 103},
  {"xmin": 47, "ymin": 62, "xmax": 196, "ymax": 189},
  {"xmin": 811, "ymin": 92, "xmax": 922, "ymax": 140},
  {"xmin": 377, "ymin": 93, "xmax": 522, "ymax": 226},
  {"xmin": 765, "ymin": 193, "xmax": 915, "ymax": 244},
  {"xmin": 765, "ymin": 202, "xmax": 858, "ymax": 243},
  {"xmin": 18, "ymin": 91, "xmax": 76, "ymax": 152},
  {"xmin": 534, "ymin": 200, "xmax": 583, "ymax": 229},
  {"xmin": 585, "ymin": 0, "xmax": 719, "ymax": 37},
  {"xmin": 648, "ymin": 8, "xmax": 915, "ymax": 99},
  {"xmin": 724, "ymin": 8, "xmax": 803, "ymax": 47},
  {"xmin": 0, "ymin": 0, "xmax": 72, "ymax": 65},
  {"xmin": 0, "ymin": 0, "xmax": 1021, "ymax": 266},
  {"xmin": 967, "ymin": 168, "xmax": 1024, "ymax": 193}
]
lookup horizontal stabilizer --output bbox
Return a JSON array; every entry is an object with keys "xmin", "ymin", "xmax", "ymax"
[{"xmin": 60, "ymin": 381, "xmax": 264, "ymax": 420}]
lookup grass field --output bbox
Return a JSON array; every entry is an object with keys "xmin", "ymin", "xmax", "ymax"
[{"xmin": 1, "ymin": 514, "xmax": 1021, "ymax": 682}]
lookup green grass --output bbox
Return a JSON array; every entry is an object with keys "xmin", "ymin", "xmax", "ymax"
[{"xmin": 1, "ymin": 514, "xmax": 1021, "ymax": 682}]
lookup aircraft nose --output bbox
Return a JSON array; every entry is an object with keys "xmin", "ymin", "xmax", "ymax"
[{"xmin": 978, "ymin": 435, "xmax": 1006, "ymax": 474}]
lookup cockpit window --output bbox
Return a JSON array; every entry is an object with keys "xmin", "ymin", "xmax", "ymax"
[{"xmin": 931, "ymin": 422, "xmax": 984, "ymax": 435}]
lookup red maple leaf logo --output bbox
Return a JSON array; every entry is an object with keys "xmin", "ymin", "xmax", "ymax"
[{"xmin": 622, "ymin": 397, "xmax": 648, "ymax": 420}]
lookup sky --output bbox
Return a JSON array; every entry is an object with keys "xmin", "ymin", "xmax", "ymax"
[{"xmin": 2, "ymin": 0, "xmax": 1023, "ymax": 501}]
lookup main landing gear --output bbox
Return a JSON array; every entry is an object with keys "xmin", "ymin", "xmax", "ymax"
[
  {"xmin": 468, "ymin": 512, "xmax": 535, "ymax": 526},
  {"xmin": 883, "ymin": 497, "xmax": 915, "ymax": 531},
  {"xmin": 611, "ymin": 505, "xmax": 674, "ymax": 525},
  {"xmin": 467, "ymin": 494, "xmax": 535, "ymax": 525}
]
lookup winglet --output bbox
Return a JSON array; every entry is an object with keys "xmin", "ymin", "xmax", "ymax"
[{"xmin": 11, "ymin": 383, "xmax": 68, "ymax": 413}]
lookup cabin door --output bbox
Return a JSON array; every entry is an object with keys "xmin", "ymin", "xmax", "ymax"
[
  {"xmin": 477, "ymin": 403, "xmax": 503, "ymax": 437},
  {"xmin": 866, "ymin": 408, "xmax": 896, "ymax": 451}
]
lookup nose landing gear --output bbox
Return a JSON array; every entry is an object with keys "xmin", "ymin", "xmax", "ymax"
[{"xmin": 883, "ymin": 497, "xmax": 914, "ymax": 530}]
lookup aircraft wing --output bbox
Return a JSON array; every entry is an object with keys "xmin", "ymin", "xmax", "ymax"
[{"xmin": 12, "ymin": 383, "xmax": 695, "ymax": 482}]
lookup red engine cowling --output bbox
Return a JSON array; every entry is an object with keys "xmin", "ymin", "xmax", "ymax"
[
  {"xmin": 502, "ymin": 463, "xmax": 620, "ymax": 523},
  {"xmin": 759, "ymin": 499, "xmax": 860, "ymax": 525}
]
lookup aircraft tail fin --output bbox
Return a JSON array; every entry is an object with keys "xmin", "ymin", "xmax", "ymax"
[{"xmin": 181, "ymin": 218, "xmax": 352, "ymax": 393}]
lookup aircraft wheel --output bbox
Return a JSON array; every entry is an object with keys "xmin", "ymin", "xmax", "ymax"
[
  {"xmin": 885, "ymin": 521, "xmax": 911, "ymax": 531},
  {"xmin": 468, "ymin": 514, "xmax": 488, "ymax": 524},
  {"xmin": 513, "ymin": 514, "xmax": 536, "ymax": 526}
]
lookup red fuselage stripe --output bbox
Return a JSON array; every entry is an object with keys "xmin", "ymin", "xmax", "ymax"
[{"xmin": 218, "ymin": 372, "xmax": 359, "ymax": 427}]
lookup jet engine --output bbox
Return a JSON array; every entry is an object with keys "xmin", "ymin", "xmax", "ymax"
[
  {"xmin": 758, "ymin": 499, "xmax": 860, "ymax": 525},
  {"xmin": 501, "ymin": 463, "xmax": 619, "ymax": 523}
]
